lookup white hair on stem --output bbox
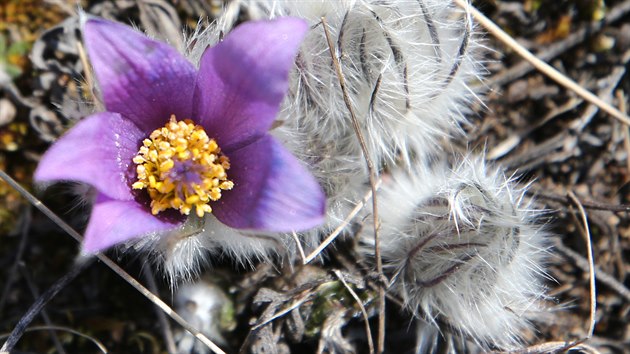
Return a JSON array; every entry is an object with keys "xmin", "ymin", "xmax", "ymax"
[
  {"xmin": 359, "ymin": 156, "xmax": 551, "ymax": 350},
  {"xmin": 133, "ymin": 215, "xmax": 287, "ymax": 284}
]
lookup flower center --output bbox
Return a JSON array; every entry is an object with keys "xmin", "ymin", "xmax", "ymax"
[{"xmin": 132, "ymin": 115, "xmax": 234, "ymax": 217}]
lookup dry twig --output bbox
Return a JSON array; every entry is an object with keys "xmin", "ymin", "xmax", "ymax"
[
  {"xmin": 618, "ymin": 90, "xmax": 630, "ymax": 181},
  {"xmin": 454, "ymin": 0, "xmax": 630, "ymax": 126},
  {"xmin": 0, "ymin": 207, "xmax": 32, "ymax": 314},
  {"xmin": 142, "ymin": 260, "xmax": 177, "ymax": 354},
  {"xmin": 321, "ymin": 17, "xmax": 386, "ymax": 352},
  {"xmin": 486, "ymin": 0, "xmax": 630, "ymax": 87},
  {"xmin": 528, "ymin": 187, "xmax": 630, "ymax": 212},
  {"xmin": 333, "ymin": 270, "xmax": 374, "ymax": 354}
]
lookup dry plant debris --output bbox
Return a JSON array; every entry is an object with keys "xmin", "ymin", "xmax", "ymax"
[{"xmin": 0, "ymin": 0, "xmax": 629, "ymax": 353}]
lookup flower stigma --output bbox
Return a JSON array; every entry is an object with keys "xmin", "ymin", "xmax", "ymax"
[{"xmin": 132, "ymin": 115, "xmax": 234, "ymax": 218}]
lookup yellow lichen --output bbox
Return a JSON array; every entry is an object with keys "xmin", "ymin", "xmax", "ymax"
[{"xmin": 132, "ymin": 115, "xmax": 233, "ymax": 218}]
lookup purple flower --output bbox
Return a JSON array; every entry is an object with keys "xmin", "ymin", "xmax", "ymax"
[{"xmin": 34, "ymin": 17, "xmax": 325, "ymax": 253}]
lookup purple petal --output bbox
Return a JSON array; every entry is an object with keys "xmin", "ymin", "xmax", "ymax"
[
  {"xmin": 194, "ymin": 17, "xmax": 307, "ymax": 150},
  {"xmin": 84, "ymin": 18, "xmax": 196, "ymax": 132},
  {"xmin": 213, "ymin": 135, "xmax": 325, "ymax": 231},
  {"xmin": 34, "ymin": 112, "xmax": 143, "ymax": 201},
  {"xmin": 82, "ymin": 194, "xmax": 180, "ymax": 252}
]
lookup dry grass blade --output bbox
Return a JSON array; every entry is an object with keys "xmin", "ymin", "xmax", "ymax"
[
  {"xmin": 485, "ymin": 0, "xmax": 630, "ymax": 87},
  {"xmin": 19, "ymin": 264, "xmax": 67, "ymax": 354},
  {"xmin": 453, "ymin": 0, "xmax": 630, "ymax": 126},
  {"xmin": 0, "ymin": 325, "xmax": 108, "ymax": 354},
  {"xmin": 0, "ymin": 169, "xmax": 227, "ymax": 354},
  {"xmin": 303, "ymin": 181, "xmax": 381, "ymax": 264},
  {"xmin": 76, "ymin": 40, "xmax": 103, "ymax": 111},
  {"xmin": 0, "ymin": 207, "xmax": 31, "ymax": 314},
  {"xmin": 291, "ymin": 231, "xmax": 307, "ymax": 263},
  {"xmin": 618, "ymin": 90, "xmax": 630, "ymax": 180},
  {"xmin": 321, "ymin": 16, "xmax": 386, "ymax": 352},
  {"xmin": 554, "ymin": 240, "xmax": 630, "ymax": 303},
  {"xmin": 0, "ymin": 257, "xmax": 94, "ymax": 353},
  {"xmin": 142, "ymin": 259, "xmax": 177, "ymax": 354},
  {"xmin": 568, "ymin": 191, "xmax": 597, "ymax": 343},
  {"xmin": 511, "ymin": 340, "xmax": 603, "ymax": 354},
  {"xmin": 333, "ymin": 270, "xmax": 374, "ymax": 354}
]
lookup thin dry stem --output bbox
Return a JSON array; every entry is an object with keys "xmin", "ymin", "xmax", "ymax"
[
  {"xmin": 528, "ymin": 187, "xmax": 630, "ymax": 212},
  {"xmin": 142, "ymin": 260, "xmax": 177, "ymax": 354},
  {"xmin": 568, "ymin": 191, "xmax": 597, "ymax": 342},
  {"xmin": 321, "ymin": 16, "xmax": 385, "ymax": 352},
  {"xmin": 510, "ymin": 340, "xmax": 603, "ymax": 354},
  {"xmin": 618, "ymin": 90, "xmax": 630, "ymax": 181},
  {"xmin": 454, "ymin": 0, "xmax": 630, "ymax": 126},
  {"xmin": 0, "ymin": 325, "xmax": 108, "ymax": 354},
  {"xmin": 0, "ymin": 169, "xmax": 226, "ymax": 354},
  {"xmin": 251, "ymin": 292, "xmax": 312, "ymax": 331},
  {"xmin": 19, "ymin": 264, "xmax": 67, "ymax": 354},
  {"xmin": 0, "ymin": 256, "xmax": 93, "ymax": 353},
  {"xmin": 554, "ymin": 240, "xmax": 630, "ymax": 303},
  {"xmin": 333, "ymin": 270, "xmax": 374, "ymax": 354},
  {"xmin": 304, "ymin": 181, "xmax": 380, "ymax": 264},
  {"xmin": 76, "ymin": 41, "xmax": 103, "ymax": 111},
  {"xmin": 0, "ymin": 207, "xmax": 31, "ymax": 315},
  {"xmin": 290, "ymin": 231, "xmax": 307, "ymax": 263}
]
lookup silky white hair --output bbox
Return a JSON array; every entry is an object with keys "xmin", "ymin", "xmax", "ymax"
[
  {"xmin": 140, "ymin": 0, "xmax": 486, "ymax": 284},
  {"xmin": 119, "ymin": 2, "xmax": 554, "ymax": 350},
  {"xmin": 186, "ymin": 0, "xmax": 484, "ymax": 210},
  {"xmin": 359, "ymin": 156, "xmax": 550, "ymax": 350}
]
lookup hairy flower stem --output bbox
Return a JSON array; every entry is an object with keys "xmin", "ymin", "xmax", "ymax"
[{"xmin": 321, "ymin": 17, "xmax": 385, "ymax": 353}]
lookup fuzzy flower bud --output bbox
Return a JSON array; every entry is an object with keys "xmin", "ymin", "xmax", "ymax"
[
  {"xmin": 189, "ymin": 0, "xmax": 484, "ymax": 226},
  {"xmin": 359, "ymin": 157, "xmax": 550, "ymax": 350}
]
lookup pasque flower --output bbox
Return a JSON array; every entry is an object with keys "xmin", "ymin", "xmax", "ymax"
[{"xmin": 34, "ymin": 17, "xmax": 325, "ymax": 253}]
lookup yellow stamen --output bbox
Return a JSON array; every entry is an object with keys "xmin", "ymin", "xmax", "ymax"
[{"xmin": 132, "ymin": 115, "xmax": 234, "ymax": 217}]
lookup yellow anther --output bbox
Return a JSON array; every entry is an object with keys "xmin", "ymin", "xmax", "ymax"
[
  {"xmin": 196, "ymin": 204, "xmax": 213, "ymax": 218},
  {"xmin": 159, "ymin": 160, "xmax": 174, "ymax": 171},
  {"xmin": 148, "ymin": 175, "xmax": 157, "ymax": 188},
  {"xmin": 185, "ymin": 195, "xmax": 200, "ymax": 205},
  {"xmin": 132, "ymin": 115, "xmax": 233, "ymax": 217}
]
